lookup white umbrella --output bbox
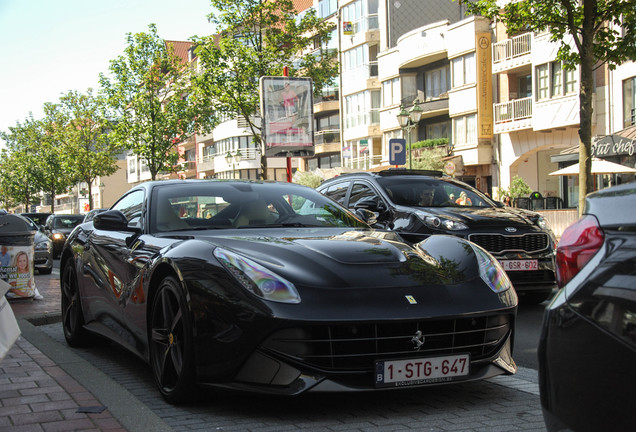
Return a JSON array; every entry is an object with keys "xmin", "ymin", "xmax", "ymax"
[{"xmin": 549, "ymin": 157, "xmax": 636, "ymax": 176}]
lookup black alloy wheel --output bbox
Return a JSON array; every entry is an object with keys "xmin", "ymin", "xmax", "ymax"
[
  {"xmin": 149, "ymin": 276, "xmax": 196, "ymax": 404},
  {"xmin": 61, "ymin": 262, "xmax": 88, "ymax": 346}
]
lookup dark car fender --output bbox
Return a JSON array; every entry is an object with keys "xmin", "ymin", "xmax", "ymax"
[{"xmin": 144, "ymin": 239, "xmax": 276, "ymax": 379}]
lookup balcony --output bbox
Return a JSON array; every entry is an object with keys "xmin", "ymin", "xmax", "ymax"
[
  {"xmin": 492, "ymin": 33, "xmax": 532, "ymax": 74},
  {"xmin": 494, "ymin": 97, "xmax": 533, "ymax": 133},
  {"xmin": 342, "ymin": 62, "xmax": 379, "ymax": 90}
]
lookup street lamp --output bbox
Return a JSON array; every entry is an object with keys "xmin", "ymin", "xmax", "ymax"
[
  {"xmin": 99, "ymin": 182, "xmax": 105, "ymax": 208},
  {"xmin": 396, "ymin": 99, "xmax": 423, "ymax": 169},
  {"xmin": 225, "ymin": 149, "xmax": 242, "ymax": 179}
]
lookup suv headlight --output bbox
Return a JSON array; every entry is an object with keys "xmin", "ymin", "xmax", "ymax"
[
  {"xmin": 52, "ymin": 233, "xmax": 65, "ymax": 241},
  {"xmin": 416, "ymin": 210, "xmax": 468, "ymax": 231},
  {"xmin": 35, "ymin": 241, "xmax": 49, "ymax": 251},
  {"xmin": 536, "ymin": 216, "xmax": 549, "ymax": 230}
]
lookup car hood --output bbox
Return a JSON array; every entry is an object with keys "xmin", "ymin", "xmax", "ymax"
[
  {"xmin": 410, "ymin": 205, "xmax": 541, "ymax": 228},
  {"xmin": 177, "ymin": 228, "xmax": 478, "ymax": 289}
]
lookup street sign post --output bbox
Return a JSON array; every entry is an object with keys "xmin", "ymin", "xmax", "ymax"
[{"xmin": 389, "ymin": 138, "xmax": 406, "ymax": 166}]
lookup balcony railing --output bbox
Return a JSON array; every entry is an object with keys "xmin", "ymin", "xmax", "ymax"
[
  {"xmin": 346, "ymin": 14, "xmax": 379, "ymax": 35},
  {"xmin": 493, "ymin": 33, "xmax": 532, "ymax": 64},
  {"xmin": 494, "ymin": 97, "xmax": 533, "ymax": 124},
  {"xmin": 344, "ymin": 154, "xmax": 383, "ymax": 170},
  {"xmin": 315, "ymin": 129, "xmax": 340, "ymax": 145}
]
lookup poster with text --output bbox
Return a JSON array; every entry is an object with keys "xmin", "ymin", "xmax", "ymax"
[
  {"xmin": 0, "ymin": 245, "xmax": 35, "ymax": 299},
  {"xmin": 260, "ymin": 76, "xmax": 314, "ymax": 157}
]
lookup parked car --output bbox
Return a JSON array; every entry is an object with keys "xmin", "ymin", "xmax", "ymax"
[
  {"xmin": 538, "ymin": 182, "xmax": 636, "ymax": 432},
  {"xmin": 60, "ymin": 179, "xmax": 518, "ymax": 403},
  {"xmin": 83, "ymin": 208, "xmax": 108, "ymax": 223},
  {"xmin": 43, "ymin": 214, "xmax": 85, "ymax": 257},
  {"xmin": 20, "ymin": 212, "xmax": 52, "ymax": 229},
  {"xmin": 317, "ymin": 170, "xmax": 558, "ymax": 304},
  {"xmin": 22, "ymin": 216, "xmax": 53, "ymax": 274}
]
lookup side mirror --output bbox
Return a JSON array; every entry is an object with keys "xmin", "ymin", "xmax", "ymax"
[
  {"xmin": 94, "ymin": 210, "xmax": 141, "ymax": 233},
  {"xmin": 355, "ymin": 208, "xmax": 378, "ymax": 226},
  {"xmin": 354, "ymin": 198, "xmax": 381, "ymax": 212}
]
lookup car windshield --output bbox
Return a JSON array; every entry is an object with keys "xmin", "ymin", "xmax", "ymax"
[
  {"xmin": 151, "ymin": 182, "xmax": 368, "ymax": 233},
  {"xmin": 53, "ymin": 216, "xmax": 85, "ymax": 229},
  {"xmin": 376, "ymin": 177, "xmax": 496, "ymax": 208}
]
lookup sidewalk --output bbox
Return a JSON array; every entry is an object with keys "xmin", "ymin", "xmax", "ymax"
[{"xmin": 2, "ymin": 274, "xmax": 169, "ymax": 432}]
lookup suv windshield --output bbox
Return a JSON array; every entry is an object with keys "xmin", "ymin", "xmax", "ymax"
[
  {"xmin": 53, "ymin": 216, "xmax": 85, "ymax": 229},
  {"xmin": 376, "ymin": 177, "xmax": 495, "ymax": 208}
]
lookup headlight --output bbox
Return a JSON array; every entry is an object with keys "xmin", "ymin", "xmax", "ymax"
[
  {"xmin": 472, "ymin": 244, "xmax": 513, "ymax": 293},
  {"xmin": 52, "ymin": 233, "xmax": 65, "ymax": 241},
  {"xmin": 214, "ymin": 248, "xmax": 301, "ymax": 304},
  {"xmin": 35, "ymin": 241, "xmax": 49, "ymax": 251},
  {"xmin": 536, "ymin": 216, "xmax": 549, "ymax": 230},
  {"xmin": 416, "ymin": 210, "xmax": 468, "ymax": 231}
]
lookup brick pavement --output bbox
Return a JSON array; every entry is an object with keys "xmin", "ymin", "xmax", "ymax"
[{"xmin": 1, "ymin": 271, "xmax": 126, "ymax": 432}]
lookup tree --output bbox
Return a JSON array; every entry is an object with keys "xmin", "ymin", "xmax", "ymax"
[
  {"xmin": 466, "ymin": 0, "xmax": 636, "ymax": 214},
  {"xmin": 100, "ymin": 24, "xmax": 214, "ymax": 180},
  {"xmin": 58, "ymin": 89, "xmax": 122, "ymax": 210},
  {"xmin": 192, "ymin": 0, "xmax": 338, "ymax": 179},
  {"xmin": 37, "ymin": 103, "xmax": 78, "ymax": 213},
  {"xmin": 0, "ymin": 116, "xmax": 44, "ymax": 211}
]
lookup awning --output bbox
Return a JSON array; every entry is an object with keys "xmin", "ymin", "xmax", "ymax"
[
  {"xmin": 549, "ymin": 157, "xmax": 636, "ymax": 176},
  {"xmin": 592, "ymin": 124, "xmax": 636, "ymax": 157}
]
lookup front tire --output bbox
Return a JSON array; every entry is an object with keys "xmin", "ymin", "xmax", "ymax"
[
  {"xmin": 149, "ymin": 276, "xmax": 196, "ymax": 404},
  {"xmin": 61, "ymin": 262, "xmax": 89, "ymax": 346}
]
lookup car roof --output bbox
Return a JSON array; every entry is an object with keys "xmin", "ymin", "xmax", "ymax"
[{"xmin": 319, "ymin": 169, "xmax": 446, "ymax": 185}]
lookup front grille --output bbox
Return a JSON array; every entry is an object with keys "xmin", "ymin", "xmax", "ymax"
[
  {"xmin": 508, "ymin": 269, "xmax": 555, "ymax": 285},
  {"xmin": 468, "ymin": 233, "xmax": 549, "ymax": 254},
  {"xmin": 262, "ymin": 315, "xmax": 512, "ymax": 371}
]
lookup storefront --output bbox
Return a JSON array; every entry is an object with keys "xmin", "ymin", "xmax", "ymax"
[{"xmin": 550, "ymin": 126, "xmax": 636, "ymax": 208}]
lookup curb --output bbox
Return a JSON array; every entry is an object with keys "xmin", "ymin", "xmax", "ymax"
[{"xmin": 17, "ymin": 318, "xmax": 172, "ymax": 432}]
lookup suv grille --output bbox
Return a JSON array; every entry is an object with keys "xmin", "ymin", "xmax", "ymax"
[
  {"xmin": 262, "ymin": 315, "xmax": 512, "ymax": 371},
  {"xmin": 468, "ymin": 233, "xmax": 549, "ymax": 254}
]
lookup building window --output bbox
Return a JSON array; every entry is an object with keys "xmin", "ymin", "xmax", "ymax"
[
  {"xmin": 624, "ymin": 77, "xmax": 636, "ymax": 127},
  {"xmin": 344, "ymin": 91, "xmax": 378, "ymax": 128},
  {"xmin": 425, "ymin": 65, "xmax": 450, "ymax": 100},
  {"xmin": 425, "ymin": 120, "xmax": 450, "ymax": 140},
  {"xmin": 452, "ymin": 114, "xmax": 477, "ymax": 147},
  {"xmin": 382, "ymin": 77, "xmax": 400, "ymax": 107},
  {"xmin": 537, "ymin": 61, "xmax": 578, "ymax": 101},
  {"xmin": 551, "ymin": 62, "xmax": 562, "ymax": 96},
  {"xmin": 451, "ymin": 53, "xmax": 475, "ymax": 88},
  {"xmin": 537, "ymin": 64, "xmax": 549, "ymax": 100}
]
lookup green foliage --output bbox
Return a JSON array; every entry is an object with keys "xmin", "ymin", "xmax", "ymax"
[
  {"xmin": 409, "ymin": 147, "xmax": 447, "ymax": 171},
  {"xmin": 100, "ymin": 24, "xmax": 215, "ymax": 180},
  {"xmin": 411, "ymin": 138, "xmax": 449, "ymax": 149},
  {"xmin": 58, "ymin": 89, "xmax": 122, "ymax": 209},
  {"xmin": 0, "ymin": 110, "xmax": 73, "ymax": 212},
  {"xmin": 192, "ymin": 0, "xmax": 338, "ymax": 179},
  {"xmin": 294, "ymin": 171, "xmax": 323, "ymax": 188},
  {"xmin": 500, "ymin": 175, "xmax": 533, "ymax": 198}
]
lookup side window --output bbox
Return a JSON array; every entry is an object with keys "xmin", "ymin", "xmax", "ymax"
[
  {"xmin": 322, "ymin": 181, "xmax": 350, "ymax": 205},
  {"xmin": 348, "ymin": 182, "xmax": 378, "ymax": 209},
  {"xmin": 111, "ymin": 190, "xmax": 145, "ymax": 228}
]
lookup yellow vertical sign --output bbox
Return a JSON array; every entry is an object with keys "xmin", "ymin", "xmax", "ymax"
[{"xmin": 475, "ymin": 33, "xmax": 493, "ymax": 139}]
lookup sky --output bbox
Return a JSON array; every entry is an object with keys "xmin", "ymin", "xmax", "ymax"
[{"xmin": 0, "ymin": 0, "xmax": 216, "ymax": 146}]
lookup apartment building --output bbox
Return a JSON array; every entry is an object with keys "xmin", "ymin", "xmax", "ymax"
[{"xmin": 120, "ymin": 0, "xmax": 635, "ymax": 210}]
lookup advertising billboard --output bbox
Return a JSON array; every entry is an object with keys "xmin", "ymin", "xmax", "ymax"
[{"xmin": 260, "ymin": 76, "xmax": 314, "ymax": 157}]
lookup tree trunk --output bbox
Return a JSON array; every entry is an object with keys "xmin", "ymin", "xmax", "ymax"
[{"xmin": 577, "ymin": 1, "xmax": 596, "ymax": 216}]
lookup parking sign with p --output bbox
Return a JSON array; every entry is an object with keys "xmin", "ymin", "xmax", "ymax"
[{"xmin": 389, "ymin": 138, "xmax": 406, "ymax": 166}]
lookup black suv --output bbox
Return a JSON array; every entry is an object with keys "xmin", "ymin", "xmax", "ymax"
[{"xmin": 317, "ymin": 170, "xmax": 557, "ymax": 303}]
